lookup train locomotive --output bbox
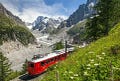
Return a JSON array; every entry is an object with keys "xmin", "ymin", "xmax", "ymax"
[{"xmin": 27, "ymin": 47, "xmax": 74, "ymax": 76}]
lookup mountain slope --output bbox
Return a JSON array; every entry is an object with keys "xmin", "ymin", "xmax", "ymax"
[
  {"xmin": 0, "ymin": 4, "xmax": 35, "ymax": 45},
  {"xmin": 0, "ymin": 3, "xmax": 25, "ymax": 26},
  {"xmin": 67, "ymin": 20, "xmax": 87, "ymax": 44},
  {"xmin": 41, "ymin": 22, "xmax": 120, "ymax": 81},
  {"xmin": 59, "ymin": 0, "xmax": 98, "ymax": 28},
  {"xmin": 66, "ymin": 0, "xmax": 98, "ymax": 27}
]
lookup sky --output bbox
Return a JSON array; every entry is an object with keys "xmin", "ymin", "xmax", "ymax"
[{"xmin": 0, "ymin": 0, "xmax": 87, "ymax": 23}]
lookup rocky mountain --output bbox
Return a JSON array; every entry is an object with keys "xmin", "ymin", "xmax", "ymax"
[
  {"xmin": 57, "ymin": 0, "xmax": 98, "ymax": 44},
  {"xmin": 32, "ymin": 16, "xmax": 64, "ymax": 33},
  {"xmin": 59, "ymin": 0, "xmax": 98, "ymax": 28},
  {"xmin": 0, "ymin": 3, "xmax": 25, "ymax": 26}
]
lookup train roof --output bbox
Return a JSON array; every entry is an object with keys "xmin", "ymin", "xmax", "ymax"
[
  {"xmin": 31, "ymin": 49, "xmax": 65, "ymax": 63},
  {"xmin": 30, "ymin": 47, "xmax": 74, "ymax": 63}
]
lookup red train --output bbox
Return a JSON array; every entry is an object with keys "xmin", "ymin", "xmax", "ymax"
[{"xmin": 27, "ymin": 48, "xmax": 74, "ymax": 76}]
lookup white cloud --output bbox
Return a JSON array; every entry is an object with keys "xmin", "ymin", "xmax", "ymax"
[{"xmin": 0, "ymin": 0, "xmax": 68, "ymax": 23}]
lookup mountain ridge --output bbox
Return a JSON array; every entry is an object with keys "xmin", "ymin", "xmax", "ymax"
[
  {"xmin": 0, "ymin": 3, "xmax": 25, "ymax": 27},
  {"xmin": 32, "ymin": 16, "xmax": 64, "ymax": 33},
  {"xmin": 59, "ymin": 0, "xmax": 98, "ymax": 28},
  {"xmin": 0, "ymin": 3, "xmax": 35, "ymax": 45}
]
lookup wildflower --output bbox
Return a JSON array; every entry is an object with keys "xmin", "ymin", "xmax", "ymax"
[
  {"xmin": 93, "ymin": 80, "xmax": 98, "ymax": 81},
  {"xmin": 96, "ymin": 55, "xmax": 103, "ymax": 59},
  {"xmin": 63, "ymin": 73, "xmax": 66, "ymax": 76},
  {"xmin": 84, "ymin": 71, "xmax": 89, "ymax": 76},
  {"xmin": 69, "ymin": 71, "xmax": 73, "ymax": 74},
  {"xmin": 87, "ymin": 64, "xmax": 91, "ymax": 66},
  {"xmin": 96, "ymin": 55, "xmax": 100, "ymax": 58},
  {"xmin": 64, "ymin": 71, "xmax": 67, "ymax": 73},
  {"xmin": 91, "ymin": 61, "xmax": 94, "ymax": 63},
  {"xmin": 113, "ymin": 67, "xmax": 120, "ymax": 70},
  {"xmin": 102, "ymin": 52, "xmax": 105, "ymax": 55},
  {"xmin": 98, "ymin": 56, "xmax": 103, "ymax": 60},
  {"xmin": 70, "ymin": 76, "xmax": 74, "ymax": 79},
  {"xmin": 87, "ymin": 68, "xmax": 90, "ymax": 70},
  {"xmin": 74, "ymin": 74, "xmax": 78, "ymax": 77},
  {"xmin": 88, "ymin": 51, "xmax": 94, "ymax": 54},
  {"xmin": 94, "ymin": 63, "xmax": 99, "ymax": 66},
  {"xmin": 90, "ymin": 59, "xmax": 94, "ymax": 62}
]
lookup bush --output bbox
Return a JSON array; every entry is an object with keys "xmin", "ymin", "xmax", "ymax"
[
  {"xmin": 6, "ymin": 71, "xmax": 21, "ymax": 81},
  {"xmin": 53, "ymin": 41, "xmax": 64, "ymax": 50}
]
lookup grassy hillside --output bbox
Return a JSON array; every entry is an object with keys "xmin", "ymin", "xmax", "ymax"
[
  {"xmin": 41, "ymin": 23, "xmax": 120, "ymax": 81},
  {"xmin": 0, "ymin": 13, "xmax": 35, "ymax": 45}
]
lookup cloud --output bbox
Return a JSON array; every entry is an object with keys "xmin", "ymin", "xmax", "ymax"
[{"xmin": 0, "ymin": 0, "xmax": 68, "ymax": 23}]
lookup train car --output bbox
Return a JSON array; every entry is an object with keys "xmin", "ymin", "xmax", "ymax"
[
  {"xmin": 27, "ymin": 47, "xmax": 74, "ymax": 76},
  {"xmin": 27, "ymin": 50, "xmax": 67, "ymax": 75}
]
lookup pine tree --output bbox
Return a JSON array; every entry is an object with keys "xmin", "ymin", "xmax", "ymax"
[
  {"xmin": 110, "ymin": 0, "xmax": 120, "ymax": 26},
  {"xmin": 21, "ymin": 59, "xmax": 28, "ymax": 74},
  {"xmin": 0, "ymin": 52, "xmax": 11, "ymax": 81},
  {"xmin": 53, "ymin": 41, "xmax": 64, "ymax": 50},
  {"xmin": 86, "ymin": 17, "xmax": 104, "ymax": 41},
  {"xmin": 96, "ymin": 0, "xmax": 114, "ymax": 35},
  {"xmin": 96, "ymin": 0, "xmax": 120, "ymax": 34}
]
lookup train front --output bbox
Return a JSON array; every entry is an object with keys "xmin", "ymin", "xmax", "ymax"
[
  {"xmin": 27, "ymin": 55, "xmax": 39, "ymax": 76},
  {"xmin": 27, "ymin": 54, "xmax": 45, "ymax": 76},
  {"xmin": 27, "ymin": 61, "xmax": 36, "ymax": 75}
]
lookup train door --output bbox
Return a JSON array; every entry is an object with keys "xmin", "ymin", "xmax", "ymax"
[
  {"xmin": 40, "ymin": 61, "xmax": 46, "ymax": 72},
  {"xmin": 34, "ymin": 62, "xmax": 41, "ymax": 74}
]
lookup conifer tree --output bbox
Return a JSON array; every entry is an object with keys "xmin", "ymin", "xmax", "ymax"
[
  {"xmin": 21, "ymin": 59, "xmax": 28, "ymax": 74},
  {"xmin": 96, "ymin": 0, "xmax": 114, "ymax": 35},
  {"xmin": 0, "ymin": 52, "xmax": 11, "ymax": 81},
  {"xmin": 86, "ymin": 17, "xmax": 104, "ymax": 41}
]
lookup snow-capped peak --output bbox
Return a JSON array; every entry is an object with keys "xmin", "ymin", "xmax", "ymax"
[{"xmin": 32, "ymin": 16, "xmax": 64, "ymax": 33}]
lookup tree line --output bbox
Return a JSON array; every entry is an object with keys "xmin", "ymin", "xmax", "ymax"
[
  {"xmin": 86, "ymin": 0, "xmax": 120, "ymax": 41},
  {"xmin": 0, "ymin": 52, "xmax": 28, "ymax": 81}
]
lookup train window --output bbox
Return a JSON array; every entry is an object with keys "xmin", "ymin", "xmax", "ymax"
[
  {"xmin": 51, "ymin": 58, "xmax": 54, "ymax": 62},
  {"xmin": 59, "ymin": 56, "xmax": 61, "ymax": 59},
  {"xmin": 29, "ymin": 63, "xmax": 34, "ymax": 68},
  {"xmin": 46, "ymin": 60, "xmax": 49, "ymax": 64},
  {"xmin": 55, "ymin": 57, "xmax": 58, "ymax": 60},
  {"xmin": 51, "ymin": 59, "xmax": 53, "ymax": 62},
  {"xmin": 41, "ymin": 62, "xmax": 45, "ymax": 66},
  {"xmin": 48, "ymin": 60, "xmax": 50, "ymax": 63}
]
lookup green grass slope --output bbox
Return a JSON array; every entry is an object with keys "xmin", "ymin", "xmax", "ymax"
[
  {"xmin": 0, "ymin": 13, "xmax": 35, "ymax": 45},
  {"xmin": 41, "ymin": 23, "xmax": 120, "ymax": 81}
]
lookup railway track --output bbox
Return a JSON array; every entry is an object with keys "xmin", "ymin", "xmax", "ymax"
[{"xmin": 11, "ymin": 72, "xmax": 46, "ymax": 81}]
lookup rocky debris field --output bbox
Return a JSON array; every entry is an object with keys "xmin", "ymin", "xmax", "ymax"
[{"xmin": 0, "ymin": 41, "xmax": 52, "ymax": 71}]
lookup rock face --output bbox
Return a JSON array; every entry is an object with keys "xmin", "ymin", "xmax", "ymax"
[
  {"xmin": 32, "ymin": 16, "xmax": 64, "ymax": 33},
  {"xmin": 0, "ymin": 3, "xmax": 25, "ymax": 26},
  {"xmin": 59, "ymin": 0, "xmax": 98, "ymax": 28}
]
